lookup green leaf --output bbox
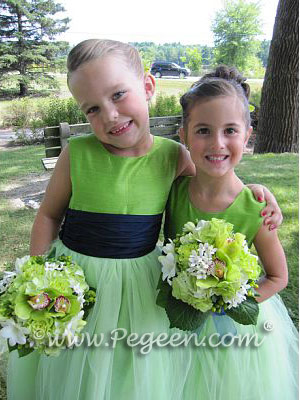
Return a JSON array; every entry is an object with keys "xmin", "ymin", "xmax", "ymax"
[
  {"xmin": 46, "ymin": 247, "xmax": 57, "ymax": 259},
  {"xmin": 226, "ymin": 296, "xmax": 259, "ymax": 325},
  {"xmin": 165, "ymin": 295, "xmax": 209, "ymax": 331},
  {"xmin": 7, "ymin": 343, "xmax": 34, "ymax": 358},
  {"xmin": 15, "ymin": 302, "xmax": 32, "ymax": 320},
  {"xmin": 156, "ymin": 273, "xmax": 165, "ymax": 290},
  {"xmin": 156, "ymin": 279, "xmax": 172, "ymax": 309},
  {"xmin": 17, "ymin": 346, "xmax": 34, "ymax": 358}
]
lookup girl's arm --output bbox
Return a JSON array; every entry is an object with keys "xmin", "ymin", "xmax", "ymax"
[
  {"xmin": 30, "ymin": 146, "xmax": 72, "ymax": 256},
  {"xmin": 175, "ymin": 144, "xmax": 195, "ymax": 178},
  {"xmin": 253, "ymin": 225, "xmax": 288, "ymax": 303},
  {"xmin": 247, "ymin": 184, "xmax": 283, "ymax": 229}
]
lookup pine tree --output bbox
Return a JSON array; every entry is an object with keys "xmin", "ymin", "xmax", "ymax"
[{"xmin": 0, "ymin": 0, "xmax": 70, "ymax": 96}]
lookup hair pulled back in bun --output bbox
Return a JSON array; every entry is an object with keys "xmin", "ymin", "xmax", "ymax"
[{"xmin": 180, "ymin": 65, "xmax": 251, "ymax": 129}]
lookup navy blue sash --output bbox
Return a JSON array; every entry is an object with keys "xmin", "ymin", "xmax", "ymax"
[{"xmin": 59, "ymin": 209, "xmax": 163, "ymax": 258}]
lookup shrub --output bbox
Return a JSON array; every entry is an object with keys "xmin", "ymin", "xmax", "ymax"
[
  {"xmin": 250, "ymin": 88, "xmax": 262, "ymax": 107},
  {"xmin": 38, "ymin": 97, "xmax": 86, "ymax": 126},
  {"xmin": 149, "ymin": 93, "xmax": 181, "ymax": 117}
]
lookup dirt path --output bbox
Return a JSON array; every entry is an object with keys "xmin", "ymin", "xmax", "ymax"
[{"xmin": 0, "ymin": 131, "xmax": 51, "ymax": 209}]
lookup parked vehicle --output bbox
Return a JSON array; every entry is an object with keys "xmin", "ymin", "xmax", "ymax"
[{"xmin": 150, "ymin": 62, "xmax": 190, "ymax": 79}]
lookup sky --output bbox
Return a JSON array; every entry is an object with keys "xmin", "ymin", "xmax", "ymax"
[{"xmin": 57, "ymin": 0, "xmax": 279, "ymax": 46}]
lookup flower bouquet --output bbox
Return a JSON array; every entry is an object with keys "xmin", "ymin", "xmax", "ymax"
[
  {"xmin": 156, "ymin": 218, "xmax": 261, "ymax": 331},
  {"xmin": 0, "ymin": 252, "xmax": 96, "ymax": 357}
]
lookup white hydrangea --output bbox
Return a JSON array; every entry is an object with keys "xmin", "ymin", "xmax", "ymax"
[
  {"xmin": 0, "ymin": 271, "xmax": 17, "ymax": 294},
  {"xmin": 0, "ymin": 319, "xmax": 30, "ymax": 346},
  {"xmin": 162, "ymin": 240, "xmax": 175, "ymax": 255},
  {"xmin": 14, "ymin": 255, "xmax": 30, "ymax": 274},
  {"xmin": 187, "ymin": 243, "xmax": 217, "ymax": 279},
  {"xmin": 195, "ymin": 220, "xmax": 209, "ymax": 231},
  {"xmin": 224, "ymin": 281, "xmax": 251, "ymax": 309},
  {"xmin": 180, "ymin": 232, "xmax": 195, "ymax": 245},
  {"xmin": 158, "ymin": 253, "xmax": 177, "ymax": 285}
]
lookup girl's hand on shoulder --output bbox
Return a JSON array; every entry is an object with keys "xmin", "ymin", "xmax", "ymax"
[
  {"xmin": 176, "ymin": 144, "xmax": 196, "ymax": 178},
  {"xmin": 247, "ymin": 184, "xmax": 283, "ymax": 230}
]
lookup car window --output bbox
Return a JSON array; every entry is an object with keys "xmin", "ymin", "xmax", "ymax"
[{"xmin": 172, "ymin": 63, "xmax": 180, "ymax": 68}]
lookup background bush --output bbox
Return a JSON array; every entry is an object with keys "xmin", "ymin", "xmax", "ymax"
[{"xmin": 149, "ymin": 93, "xmax": 181, "ymax": 117}]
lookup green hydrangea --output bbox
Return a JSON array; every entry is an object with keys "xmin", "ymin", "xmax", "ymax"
[{"xmin": 0, "ymin": 254, "xmax": 96, "ymax": 357}]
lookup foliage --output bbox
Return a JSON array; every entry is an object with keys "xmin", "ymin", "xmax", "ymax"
[
  {"xmin": 131, "ymin": 42, "xmax": 214, "ymax": 71},
  {"xmin": 250, "ymin": 88, "xmax": 261, "ymax": 107},
  {"xmin": 38, "ymin": 97, "xmax": 87, "ymax": 126},
  {"xmin": 212, "ymin": 0, "xmax": 263, "ymax": 73},
  {"xmin": 186, "ymin": 47, "xmax": 202, "ymax": 73},
  {"xmin": 3, "ymin": 97, "xmax": 87, "ymax": 133},
  {"xmin": 0, "ymin": 0, "xmax": 70, "ymax": 96},
  {"xmin": 257, "ymin": 40, "xmax": 271, "ymax": 67},
  {"xmin": 149, "ymin": 93, "xmax": 181, "ymax": 117}
]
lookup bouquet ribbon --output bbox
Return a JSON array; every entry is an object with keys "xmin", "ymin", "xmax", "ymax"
[{"xmin": 194, "ymin": 309, "xmax": 238, "ymax": 340}]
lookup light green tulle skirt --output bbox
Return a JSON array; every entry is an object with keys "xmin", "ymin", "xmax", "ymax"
[{"xmin": 7, "ymin": 240, "xmax": 298, "ymax": 400}]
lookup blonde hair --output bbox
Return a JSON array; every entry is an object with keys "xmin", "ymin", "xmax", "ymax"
[{"xmin": 67, "ymin": 39, "xmax": 144, "ymax": 80}]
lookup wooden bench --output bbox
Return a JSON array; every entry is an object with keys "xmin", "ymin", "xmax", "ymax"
[{"xmin": 42, "ymin": 115, "xmax": 182, "ymax": 170}]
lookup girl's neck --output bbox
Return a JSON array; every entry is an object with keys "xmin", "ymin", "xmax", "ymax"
[{"xmin": 189, "ymin": 171, "xmax": 244, "ymax": 212}]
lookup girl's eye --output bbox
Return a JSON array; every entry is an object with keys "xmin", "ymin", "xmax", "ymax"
[
  {"xmin": 196, "ymin": 128, "xmax": 209, "ymax": 135},
  {"xmin": 225, "ymin": 127, "xmax": 236, "ymax": 135},
  {"xmin": 86, "ymin": 106, "xmax": 99, "ymax": 115},
  {"xmin": 112, "ymin": 91, "xmax": 126, "ymax": 101}
]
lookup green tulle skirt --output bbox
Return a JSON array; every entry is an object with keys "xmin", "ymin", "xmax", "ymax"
[{"xmin": 7, "ymin": 240, "xmax": 298, "ymax": 400}]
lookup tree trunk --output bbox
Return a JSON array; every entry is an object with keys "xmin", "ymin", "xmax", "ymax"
[
  {"xmin": 254, "ymin": 0, "xmax": 299, "ymax": 153},
  {"xmin": 17, "ymin": 5, "xmax": 28, "ymax": 97},
  {"xmin": 19, "ymin": 82, "xmax": 28, "ymax": 96}
]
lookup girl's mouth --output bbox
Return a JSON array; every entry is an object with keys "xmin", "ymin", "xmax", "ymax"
[
  {"xmin": 205, "ymin": 155, "xmax": 229, "ymax": 162},
  {"xmin": 110, "ymin": 121, "xmax": 132, "ymax": 136}
]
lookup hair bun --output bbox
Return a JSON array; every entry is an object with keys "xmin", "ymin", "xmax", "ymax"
[{"xmin": 201, "ymin": 65, "xmax": 250, "ymax": 100}]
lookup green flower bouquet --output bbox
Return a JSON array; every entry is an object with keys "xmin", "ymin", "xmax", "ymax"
[
  {"xmin": 0, "ymin": 253, "xmax": 96, "ymax": 357},
  {"xmin": 156, "ymin": 218, "xmax": 261, "ymax": 331}
]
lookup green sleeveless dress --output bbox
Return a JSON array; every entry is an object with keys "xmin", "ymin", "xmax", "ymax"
[
  {"xmin": 7, "ymin": 135, "xmax": 193, "ymax": 400},
  {"xmin": 165, "ymin": 176, "xmax": 299, "ymax": 400}
]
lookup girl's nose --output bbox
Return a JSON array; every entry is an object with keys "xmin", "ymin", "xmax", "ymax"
[
  {"xmin": 102, "ymin": 104, "xmax": 118, "ymax": 124},
  {"xmin": 211, "ymin": 132, "xmax": 225, "ymax": 149}
]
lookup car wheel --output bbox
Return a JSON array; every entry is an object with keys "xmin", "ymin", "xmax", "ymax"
[
  {"xmin": 155, "ymin": 71, "xmax": 162, "ymax": 78},
  {"xmin": 179, "ymin": 72, "xmax": 185, "ymax": 79}
]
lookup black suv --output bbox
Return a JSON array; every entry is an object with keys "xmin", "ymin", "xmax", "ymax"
[{"xmin": 150, "ymin": 62, "xmax": 190, "ymax": 79}]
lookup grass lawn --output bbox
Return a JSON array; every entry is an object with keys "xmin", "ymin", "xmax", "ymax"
[{"xmin": 236, "ymin": 153, "xmax": 299, "ymax": 324}]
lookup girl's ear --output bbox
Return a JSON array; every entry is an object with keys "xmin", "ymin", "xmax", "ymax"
[
  {"xmin": 244, "ymin": 126, "xmax": 253, "ymax": 147},
  {"xmin": 144, "ymin": 73, "xmax": 156, "ymax": 101}
]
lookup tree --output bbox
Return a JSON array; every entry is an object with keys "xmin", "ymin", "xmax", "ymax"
[
  {"xmin": 0, "ymin": 0, "xmax": 70, "ymax": 96},
  {"xmin": 212, "ymin": 0, "xmax": 263, "ymax": 73},
  {"xmin": 254, "ymin": 0, "xmax": 298, "ymax": 153},
  {"xmin": 186, "ymin": 47, "xmax": 202, "ymax": 74}
]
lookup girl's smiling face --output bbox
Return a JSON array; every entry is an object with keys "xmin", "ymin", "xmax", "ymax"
[
  {"xmin": 184, "ymin": 95, "xmax": 252, "ymax": 179},
  {"xmin": 68, "ymin": 54, "xmax": 155, "ymax": 156}
]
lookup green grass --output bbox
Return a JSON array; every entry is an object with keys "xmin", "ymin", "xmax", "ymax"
[
  {"xmin": 0, "ymin": 145, "xmax": 45, "ymax": 266},
  {"xmin": 236, "ymin": 153, "xmax": 299, "ymax": 324}
]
